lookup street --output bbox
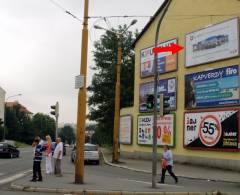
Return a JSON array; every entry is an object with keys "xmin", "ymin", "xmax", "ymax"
[{"xmin": 0, "ymin": 147, "xmax": 239, "ymax": 195}]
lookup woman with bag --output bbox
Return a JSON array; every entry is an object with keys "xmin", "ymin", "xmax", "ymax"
[
  {"xmin": 159, "ymin": 145, "xmax": 178, "ymax": 184},
  {"xmin": 45, "ymin": 135, "xmax": 53, "ymax": 174}
]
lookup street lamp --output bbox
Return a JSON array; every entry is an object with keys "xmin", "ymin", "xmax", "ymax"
[
  {"xmin": 3, "ymin": 93, "xmax": 22, "ymax": 141},
  {"xmin": 94, "ymin": 19, "xmax": 137, "ymax": 163}
]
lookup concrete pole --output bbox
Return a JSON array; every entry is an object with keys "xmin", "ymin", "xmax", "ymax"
[
  {"xmin": 112, "ymin": 42, "xmax": 122, "ymax": 163},
  {"xmin": 75, "ymin": 0, "xmax": 89, "ymax": 184}
]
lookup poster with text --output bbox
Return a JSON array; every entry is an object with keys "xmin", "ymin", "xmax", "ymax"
[
  {"xmin": 186, "ymin": 18, "xmax": 239, "ymax": 67},
  {"xmin": 140, "ymin": 39, "xmax": 177, "ymax": 77},
  {"xmin": 138, "ymin": 114, "xmax": 175, "ymax": 146},
  {"xmin": 184, "ymin": 109, "xmax": 240, "ymax": 150},
  {"xmin": 139, "ymin": 78, "xmax": 176, "ymax": 112},
  {"xmin": 119, "ymin": 115, "xmax": 132, "ymax": 144},
  {"xmin": 185, "ymin": 65, "xmax": 240, "ymax": 109}
]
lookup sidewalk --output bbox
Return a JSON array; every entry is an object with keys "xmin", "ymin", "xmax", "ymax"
[{"xmin": 101, "ymin": 148, "xmax": 240, "ymax": 184}]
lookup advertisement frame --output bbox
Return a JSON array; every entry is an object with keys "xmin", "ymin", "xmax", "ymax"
[
  {"xmin": 119, "ymin": 115, "xmax": 133, "ymax": 145},
  {"xmin": 184, "ymin": 65, "xmax": 240, "ymax": 110},
  {"xmin": 183, "ymin": 108, "xmax": 240, "ymax": 152},
  {"xmin": 185, "ymin": 17, "xmax": 240, "ymax": 68},
  {"xmin": 137, "ymin": 113, "xmax": 176, "ymax": 148},
  {"xmin": 139, "ymin": 77, "xmax": 178, "ymax": 113},
  {"xmin": 140, "ymin": 38, "xmax": 179, "ymax": 78}
]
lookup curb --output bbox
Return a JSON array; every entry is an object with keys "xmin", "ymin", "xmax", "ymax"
[
  {"xmin": 11, "ymin": 183, "xmax": 226, "ymax": 195},
  {"xmin": 100, "ymin": 150, "xmax": 240, "ymax": 184}
]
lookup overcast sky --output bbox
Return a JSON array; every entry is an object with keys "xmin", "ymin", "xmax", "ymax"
[{"xmin": 0, "ymin": 0, "xmax": 164, "ymax": 123}]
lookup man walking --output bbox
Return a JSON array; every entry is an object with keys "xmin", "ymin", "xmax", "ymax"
[
  {"xmin": 31, "ymin": 138, "xmax": 43, "ymax": 182},
  {"xmin": 53, "ymin": 137, "xmax": 63, "ymax": 177}
]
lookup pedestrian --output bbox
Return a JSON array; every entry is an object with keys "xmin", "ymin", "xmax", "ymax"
[
  {"xmin": 30, "ymin": 137, "xmax": 43, "ymax": 182},
  {"xmin": 159, "ymin": 145, "xmax": 178, "ymax": 184},
  {"xmin": 45, "ymin": 135, "xmax": 53, "ymax": 174},
  {"xmin": 53, "ymin": 137, "xmax": 63, "ymax": 177}
]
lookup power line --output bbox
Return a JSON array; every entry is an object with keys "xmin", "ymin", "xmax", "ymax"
[{"xmin": 48, "ymin": 0, "xmax": 82, "ymax": 22}]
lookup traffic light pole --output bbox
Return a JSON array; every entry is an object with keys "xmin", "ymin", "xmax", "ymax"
[
  {"xmin": 75, "ymin": 0, "xmax": 89, "ymax": 184},
  {"xmin": 152, "ymin": 0, "xmax": 172, "ymax": 188}
]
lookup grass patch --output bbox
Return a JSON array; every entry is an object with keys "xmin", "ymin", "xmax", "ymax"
[{"xmin": 14, "ymin": 141, "xmax": 30, "ymax": 148}]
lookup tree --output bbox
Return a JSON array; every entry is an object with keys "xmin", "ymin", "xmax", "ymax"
[
  {"xmin": 31, "ymin": 113, "xmax": 55, "ymax": 140},
  {"xmin": 88, "ymin": 25, "xmax": 137, "ymax": 145},
  {"xmin": 5, "ymin": 104, "xmax": 34, "ymax": 144},
  {"xmin": 59, "ymin": 125, "xmax": 76, "ymax": 144}
]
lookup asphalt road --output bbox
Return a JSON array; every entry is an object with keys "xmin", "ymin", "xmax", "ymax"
[{"xmin": 0, "ymin": 147, "xmax": 240, "ymax": 195}]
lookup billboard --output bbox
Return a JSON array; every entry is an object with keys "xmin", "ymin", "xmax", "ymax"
[
  {"xmin": 184, "ymin": 109, "xmax": 240, "ymax": 151},
  {"xmin": 186, "ymin": 18, "xmax": 239, "ymax": 67},
  {"xmin": 139, "ymin": 77, "xmax": 177, "ymax": 113},
  {"xmin": 119, "ymin": 115, "xmax": 132, "ymax": 144},
  {"xmin": 140, "ymin": 39, "xmax": 177, "ymax": 77},
  {"xmin": 185, "ymin": 65, "xmax": 240, "ymax": 109},
  {"xmin": 138, "ymin": 114, "xmax": 175, "ymax": 146}
]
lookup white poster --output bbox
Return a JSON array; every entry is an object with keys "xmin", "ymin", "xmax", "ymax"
[
  {"xmin": 186, "ymin": 18, "xmax": 239, "ymax": 67},
  {"xmin": 119, "ymin": 115, "xmax": 132, "ymax": 144},
  {"xmin": 138, "ymin": 114, "xmax": 175, "ymax": 146},
  {"xmin": 184, "ymin": 109, "xmax": 240, "ymax": 150}
]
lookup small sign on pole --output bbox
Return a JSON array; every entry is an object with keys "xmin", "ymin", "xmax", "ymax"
[{"xmin": 75, "ymin": 75, "xmax": 85, "ymax": 89}]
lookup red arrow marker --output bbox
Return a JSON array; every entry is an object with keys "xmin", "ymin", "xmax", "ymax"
[{"xmin": 153, "ymin": 43, "xmax": 184, "ymax": 55}]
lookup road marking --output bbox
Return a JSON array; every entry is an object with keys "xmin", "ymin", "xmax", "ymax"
[
  {"xmin": 123, "ymin": 179, "xmax": 183, "ymax": 188},
  {"xmin": 0, "ymin": 169, "xmax": 32, "ymax": 185}
]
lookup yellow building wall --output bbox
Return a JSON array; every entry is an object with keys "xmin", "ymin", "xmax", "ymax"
[{"xmin": 120, "ymin": 0, "xmax": 240, "ymax": 160}]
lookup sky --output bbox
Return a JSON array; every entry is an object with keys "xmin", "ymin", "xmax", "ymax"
[{"xmin": 0, "ymin": 0, "xmax": 164, "ymax": 123}]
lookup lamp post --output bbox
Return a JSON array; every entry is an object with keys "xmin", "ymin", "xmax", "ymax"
[
  {"xmin": 152, "ymin": 0, "xmax": 172, "ymax": 188},
  {"xmin": 94, "ymin": 19, "xmax": 137, "ymax": 163},
  {"xmin": 3, "ymin": 93, "xmax": 22, "ymax": 141}
]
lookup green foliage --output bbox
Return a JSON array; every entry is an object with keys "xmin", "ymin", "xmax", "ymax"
[
  {"xmin": 88, "ymin": 25, "xmax": 138, "ymax": 145},
  {"xmin": 5, "ymin": 105, "xmax": 34, "ymax": 144},
  {"xmin": 31, "ymin": 113, "xmax": 55, "ymax": 140},
  {"xmin": 59, "ymin": 125, "xmax": 76, "ymax": 144}
]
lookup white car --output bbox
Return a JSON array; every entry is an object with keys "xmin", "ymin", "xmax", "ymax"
[{"xmin": 71, "ymin": 143, "xmax": 100, "ymax": 165}]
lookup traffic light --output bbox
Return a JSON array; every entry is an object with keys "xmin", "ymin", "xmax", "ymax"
[
  {"xmin": 146, "ymin": 94, "xmax": 154, "ymax": 110},
  {"xmin": 0, "ymin": 118, "xmax": 3, "ymax": 126},
  {"xmin": 160, "ymin": 94, "xmax": 170, "ymax": 116},
  {"xmin": 50, "ymin": 102, "xmax": 59, "ymax": 117}
]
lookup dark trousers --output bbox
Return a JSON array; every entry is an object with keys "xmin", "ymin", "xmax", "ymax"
[
  {"xmin": 161, "ymin": 165, "xmax": 178, "ymax": 183},
  {"xmin": 33, "ymin": 161, "xmax": 42, "ymax": 180}
]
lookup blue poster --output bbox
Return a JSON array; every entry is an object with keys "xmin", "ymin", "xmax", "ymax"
[
  {"xmin": 139, "ymin": 78, "xmax": 176, "ymax": 112},
  {"xmin": 185, "ymin": 65, "xmax": 240, "ymax": 108}
]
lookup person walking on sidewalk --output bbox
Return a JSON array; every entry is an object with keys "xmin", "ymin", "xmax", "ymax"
[
  {"xmin": 53, "ymin": 137, "xmax": 63, "ymax": 177},
  {"xmin": 30, "ymin": 138, "xmax": 43, "ymax": 182},
  {"xmin": 159, "ymin": 145, "xmax": 178, "ymax": 184},
  {"xmin": 45, "ymin": 135, "xmax": 53, "ymax": 174}
]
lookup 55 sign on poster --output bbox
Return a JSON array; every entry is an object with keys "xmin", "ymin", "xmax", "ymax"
[
  {"xmin": 138, "ymin": 114, "xmax": 175, "ymax": 146},
  {"xmin": 184, "ymin": 109, "xmax": 240, "ymax": 150}
]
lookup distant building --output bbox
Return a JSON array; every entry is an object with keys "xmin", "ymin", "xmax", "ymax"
[
  {"xmin": 6, "ymin": 101, "xmax": 33, "ymax": 118},
  {"xmin": 0, "ymin": 87, "xmax": 6, "ymax": 122}
]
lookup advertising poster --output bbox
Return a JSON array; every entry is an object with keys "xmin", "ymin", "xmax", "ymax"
[
  {"xmin": 140, "ymin": 39, "xmax": 177, "ymax": 77},
  {"xmin": 119, "ymin": 115, "xmax": 132, "ymax": 144},
  {"xmin": 138, "ymin": 114, "xmax": 175, "ymax": 146},
  {"xmin": 185, "ymin": 65, "xmax": 240, "ymax": 109},
  {"xmin": 184, "ymin": 109, "xmax": 240, "ymax": 150},
  {"xmin": 139, "ymin": 78, "xmax": 176, "ymax": 113},
  {"xmin": 186, "ymin": 18, "xmax": 239, "ymax": 67}
]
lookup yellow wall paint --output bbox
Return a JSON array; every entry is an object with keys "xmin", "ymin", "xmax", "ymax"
[{"xmin": 120, "ymin": 0, "xmax": 240, "ymax": 160}]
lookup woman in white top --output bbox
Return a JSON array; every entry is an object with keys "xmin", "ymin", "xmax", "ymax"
[
  {"xmin": 45, "ymin": 135, "xmax": 53, "ymax": 174},
  {"xmin": 159, "ymin": 145, "xmax": 178, "ymax": 184}
]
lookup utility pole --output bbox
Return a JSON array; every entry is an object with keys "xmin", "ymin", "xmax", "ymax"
[
  {"xmin": 112, "ymin": 43, "xmax": 122, "ymax": 163},
  {"xmin": 75, "ymin": 0, "xmax": 89, "ymax": 184},
  {"xmin": 152, "ymin": 0, "xmax": 172, "ymax": 188}
]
